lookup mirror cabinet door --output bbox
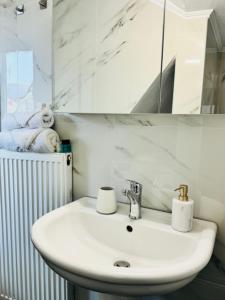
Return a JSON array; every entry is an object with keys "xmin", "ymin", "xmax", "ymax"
[
  {"xmin": 162, "ymin": 0, "xmax": 225, "ymax": 114},
  {"xmin": 53, "ymin": 0, "xmax": 166, "ymax": 114}
]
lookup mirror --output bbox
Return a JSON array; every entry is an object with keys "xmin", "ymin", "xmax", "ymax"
[
  {"xmin": 53, "ymin": 0, "xmax": 225, "ymax": 114},
  {"xmin": 163, "ymin": 0, "xmax": 225, "ymax": 114},
  {"xmin": 53, "ymin": 0, "xmax": 166, "ymax": 113}
]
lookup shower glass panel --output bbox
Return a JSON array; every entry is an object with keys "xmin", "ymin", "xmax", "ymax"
[
  {"xmin": 0, "ymin": 0, "xmax": 53, "ymax": 122},
  {"xmin": 0, "ymin": 3, "xmax": 66, "ymax": 300},
  {"xmin": 3, "ymin": 51, "xmax": 34, "ymax": 114}
]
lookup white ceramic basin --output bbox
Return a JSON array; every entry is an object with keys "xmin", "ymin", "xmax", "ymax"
[{"xmin": 32, "ymin": 197, "xmax": 217, "ymax": 296}]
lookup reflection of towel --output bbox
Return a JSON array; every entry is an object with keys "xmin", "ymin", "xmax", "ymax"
[
  {"xmin": 2, "ymin": 108, "xmax": 54, "ymax": 130},
  {"xmin": 0, "ymin": 128, "xmax": 60, "ymax": 153}
]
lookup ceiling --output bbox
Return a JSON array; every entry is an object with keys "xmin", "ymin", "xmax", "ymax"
[{"xmin": 169, "ymin": 0, "xmax": 225, "ymax": 46}]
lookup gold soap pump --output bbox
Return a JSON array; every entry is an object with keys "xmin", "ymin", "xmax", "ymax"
[
  {"xmin": 174, "ymin": 184, "xmax": 189, "ymax": 202},
  {"xmin": 172, "ymin": 184, "xmax": 194, "ymax": 232}
]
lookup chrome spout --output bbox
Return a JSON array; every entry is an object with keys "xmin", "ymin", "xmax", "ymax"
[{"xmin": 123, "ymin": 180, "xmax": 143, "ymax": 220}]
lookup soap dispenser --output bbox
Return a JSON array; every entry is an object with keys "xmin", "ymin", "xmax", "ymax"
[{"xmin": 172, "ymin": 184, "xmax": 194, "ymax": 232}]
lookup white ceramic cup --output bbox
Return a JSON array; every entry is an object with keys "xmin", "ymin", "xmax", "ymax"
[{"xmin": 96, "ymin": 187, "xmax": 117, "ymax": 215}]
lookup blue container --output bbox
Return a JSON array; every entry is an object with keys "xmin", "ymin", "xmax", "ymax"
[{"xmin": 60, "ymin": 140, "xmax": 72, "ymax": 153}]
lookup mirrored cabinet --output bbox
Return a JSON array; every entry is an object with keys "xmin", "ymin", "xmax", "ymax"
[
  {"xmin": 163, "ymin": 0, "xmax": 225, "ymax": 114},
  {"xmin": 52, "ymin": 0, "xmax": 225, "ymax": 114}
]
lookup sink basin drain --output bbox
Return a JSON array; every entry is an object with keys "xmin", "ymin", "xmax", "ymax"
[{"xmin": 114, "ymin": 260, "xmax": 130, "ymax": 268}]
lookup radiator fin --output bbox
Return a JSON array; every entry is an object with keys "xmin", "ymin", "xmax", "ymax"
[{"xmin": 0, "ymin": 151, "xmax": 72, "ymax": 300}]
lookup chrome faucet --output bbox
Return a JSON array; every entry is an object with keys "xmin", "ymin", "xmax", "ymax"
[{"xmin": 123, "ymin": 180, "xmax": 143, "ymax": 220}]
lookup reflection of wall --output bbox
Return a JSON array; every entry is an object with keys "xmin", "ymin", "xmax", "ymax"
[
  {"xmin": 163, "ymin": 6, "xmax": 209, "ymax": 114},
  {"xmin": 203, "ymin": 49, "xmax": 225, "ymax": 114},
  {"xmin": 0, "ymin": 0, "xmax": 52, "ymax": 118},
  {"xmin": 202, "ymin": 49, "xmax": 220, "ymax": 113},
  {"xmin": 214, "ymin": 52, "xmax": 225, "ymax": 113},
  {"xmin": 53, "ymin": 0, "xmax": 164, "ymax": 113},
  {"xmin": 131, "ymin": 59, "xmax": 175, "ymax": 113}
]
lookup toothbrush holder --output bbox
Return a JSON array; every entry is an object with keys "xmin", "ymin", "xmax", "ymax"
[{"xmin": 96, "ymin": 187, "xmax": 117, "ymax": 215}]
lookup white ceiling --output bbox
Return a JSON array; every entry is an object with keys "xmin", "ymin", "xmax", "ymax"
[{"xmin": 169, "ymin": 0, "xmax": 225, "ymax": 46}]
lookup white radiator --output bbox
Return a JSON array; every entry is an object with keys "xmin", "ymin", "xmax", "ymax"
[{"xmin": 0, "ymin": 150, "xmax": 72, "ymax": 300}]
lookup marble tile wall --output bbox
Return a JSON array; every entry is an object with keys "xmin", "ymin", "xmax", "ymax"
[{"xmin": 0, "ymin": 0, "xmax": 52, "ymax": 117}]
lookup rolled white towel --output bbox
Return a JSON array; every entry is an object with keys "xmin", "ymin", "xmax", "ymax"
[
  {"xmin": 2, "ymin": 108, "xmax": 54, "ymax": 130},
  {"xmin": 0, "ymin": 128, "xmax": 60, "ymax": 153}
]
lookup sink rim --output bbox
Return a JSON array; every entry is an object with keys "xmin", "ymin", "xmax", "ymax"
[{"xmin": 32, "ymin": 197, "xmax": 217, "ymax": 285}]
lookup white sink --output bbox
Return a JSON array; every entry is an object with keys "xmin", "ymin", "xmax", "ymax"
[{"xmin": 32, "ymin": 197, "xmax": 217, "ymax": 296}]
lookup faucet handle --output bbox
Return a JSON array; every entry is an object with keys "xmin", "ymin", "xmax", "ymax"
[{"xmin": 127, "ymin": 180, "xmax": 143, "ymax": 194}]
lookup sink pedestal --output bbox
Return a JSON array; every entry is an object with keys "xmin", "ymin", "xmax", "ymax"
[{"xmin": 76, "ymin": 287, "xmax": 156, "ymax": 300}]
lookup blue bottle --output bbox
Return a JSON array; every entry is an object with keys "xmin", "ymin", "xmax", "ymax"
[{"xmin": 60, "ymin": 140, "xmax": 72, "ymax": 153}]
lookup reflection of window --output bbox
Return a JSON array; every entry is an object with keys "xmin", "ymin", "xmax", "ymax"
[{"xmin": 6, "ymin": 51, "xmax": 34, "ymax": 113}]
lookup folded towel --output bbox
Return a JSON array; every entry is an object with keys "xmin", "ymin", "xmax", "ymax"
[
  {"xmin": 2, "ymin": 108, "xmax": 54, "ymax": 130},
  {"xmin": 0, "ymin": 128, "xmax": 60, "ymax": 153}
]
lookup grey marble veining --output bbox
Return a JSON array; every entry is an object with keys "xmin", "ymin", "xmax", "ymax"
[
  {"xmin": 97, "ymin": 41, "xmax": 127, "ymax": 66},
  {"xmin": 101, "ymin": 0, "xmax": 147, "ymax": 43}
]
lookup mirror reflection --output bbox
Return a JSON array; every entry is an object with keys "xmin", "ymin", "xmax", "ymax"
[
  {"xmin": 164, "ymin": 0, "xmax": 225, "ymax": 114},
  {"xmin": 53, "ymin": 0, "xmax": 165, "ymax": 113},
  {"xmin": 53, "ymin": 0, "xmax": 225, "ymax": 114}
]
